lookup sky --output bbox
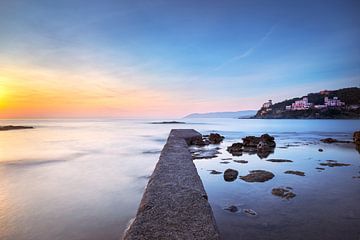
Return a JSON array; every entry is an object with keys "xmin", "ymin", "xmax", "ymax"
[{"xmin": 0, "ymin": 0, "xmax": 359, "ymax": 118}]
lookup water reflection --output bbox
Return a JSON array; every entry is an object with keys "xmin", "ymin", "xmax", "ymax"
[{"xmin": 0, "ymin": 119, "xmax": 359, "ymax": 240}]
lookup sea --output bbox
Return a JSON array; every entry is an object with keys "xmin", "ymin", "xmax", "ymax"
[{"xmin": 0, "ymin": 118, "xmax": 359, "ymax": 240}]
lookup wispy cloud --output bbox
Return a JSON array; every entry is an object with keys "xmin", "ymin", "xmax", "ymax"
[{"xmin": 213, "ymin": 25, "xmax": 276, "ymax": 71}]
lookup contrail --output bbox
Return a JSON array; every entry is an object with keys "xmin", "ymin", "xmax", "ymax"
[{"xmin": 213, "ymin": 25, "xmax": 276, "ymax": 71}]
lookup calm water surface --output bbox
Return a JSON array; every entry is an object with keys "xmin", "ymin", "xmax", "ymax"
[{"xmin": 0, "ymin": 119, "xmax": 359, "ymax": 240}]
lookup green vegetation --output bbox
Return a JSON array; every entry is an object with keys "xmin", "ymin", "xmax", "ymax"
[{"xmin": 254, "ymin": 87, "xmax": 360, "ymax": 119}]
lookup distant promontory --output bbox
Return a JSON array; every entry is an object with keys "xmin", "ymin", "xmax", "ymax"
[{"xmin": 254, "ymin": 87, "xmax": 360, "ymax": 119}]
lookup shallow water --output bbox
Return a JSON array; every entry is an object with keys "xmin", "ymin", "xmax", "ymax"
[{"xmin": 0, "ymin": 119, "xmax": 359, "ymax": 240}]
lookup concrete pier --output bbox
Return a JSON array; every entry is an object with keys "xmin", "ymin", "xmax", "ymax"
[{"xmin": 123, "ymin": 129, "xmax": 220, "ymax": 240}]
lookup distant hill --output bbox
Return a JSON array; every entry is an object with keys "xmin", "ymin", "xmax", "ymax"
[
  {"xmin": 254, "ymin": 87, "xmax": 360, "ymax": 119},
  {"xmin": 184, "ymin": 110, "xmax": 257, "ymax": 119}
]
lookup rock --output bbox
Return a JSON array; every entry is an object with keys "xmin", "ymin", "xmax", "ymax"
[
  {"xmin": 208, "ymin": 133, "xmax": 225, "ymax": 144},
  {"xmin": 316, "ymin": 167, "xmax": 325, "ymax": 170},
  {"xmin": 318, "ymin": 148, "xmax": 324, "ymax": 152},
  {"xmin": 257, "ymin": 141, "xmax": 274, "ymax": 152},
  {"xmin": 150, "ymin": 121, "xmax": 186, "ymax": 124},
  {"xmin": 242, "ymin": 136, "xmax": 261, "ymax": 147},
  {"xmin": 243, "ymin": 209, "xmax": 257, "ymax": 216},
  {"xmin": 272, "ymin": 187, "xmax": 296, "ymax": 199},
  {"xmin": 354, "ymin": 131, "xmax": 360, "ymax": 152},
  {"xmin": 220, "ymin": 161, "xmax": 230, "ymax": 164},
  {"xmin": 0, "ymin": 125, "xmax": 34, "ymax": 131},
  {"xmin": 223, "ymin": 169, "xmax": 239, "ymax": 182},
  {"xmin": 190, "ymin": 136, "xmax": 208, "ymax": 146},
  {"xmin": 259, "ymin": 134, "xmax": 276, "ymax": 147},
  {"xmin": 266, "ymin": 159, "xmax": 293, "ymax": 163},
  {"xmin": 319, "ymin": 160, "xmax": 351, "ymax": 167},
  {"xmin": 222, "ymin": 158, "xmax": 232, "ymax": 160},
  {"xmin": 233, "ymin": 160, "xmax": 248, "ymax": 164},
  {"xmin": 190, "ymin": 133, "xmax": 225, "ymax": 146},
  {"xmin": 284, "ymin": 170, "xmax": 305, "ymax": 176},
  {"xmin": 257, "ymin": 150, "xmax": 273, "ymax": 159},
  {"xmin": 224, "ymin": 205, "xmax": 238, "ymax": 213},
  {"xmin": 227, "ymin": 143, "xmax": 244, "ymax": 156},
  {"xmin": 240, "ymin": 170, "xmax": 275, "ymax": 182},
  {"xmin": 209, "ymin": 170, "xmax": 222, "ymax": 174},
  {"xmin": 320, "ymin": 138, "xmax": 351, "ymax": 144}
]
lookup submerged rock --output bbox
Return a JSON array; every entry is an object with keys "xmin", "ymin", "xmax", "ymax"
[
  {"xmin": 209, "ymin": 170, "xmax": 222, "ymax": 174},
  {"xmin": 266, "ymin": 159, "xmax": 293, "ymax": 163},
  {"xmin": 220, "ymin": 161, "xmax": 230, "ymax": 164},
  {"xmin": 240, "ymin": 170, "xmax": 274, "ymax": 182},
  {"xmin": 224, "ymin": 169, "xmax": 239, "ymax": 182},
  {"xmin": 316, "ymin": 167, "xmax": 325, "ymax": 170},
  {"xmin": 233, "ymin": 160, "xmax": 248, "ymax": 164},
  {"xmin": 318, "ymin": 148, "xmax": 324, "ymax": 152},
  {"xmin": 224, "ymin": 205, "xmax": 238, "ymax": 213},
  {"xmin": 320, "ymin": 138, "xmax": 351, "ymax": 144},
  {"xmin": 319, "ymin": 160, "xmax": 351, "ymax": 167},
  {"xmin": 243, "ymin": 208, "xmax": 257, "ymax": 216},
  {"xmin": 272, "ymin": 187, "xmax": 296, "ymax": 199},
  {"xmin": 284, "ymin": 170, "xmax": 305, "ymax": 176},
  {"xmin": 191, "ymin": 148, "xmax": 221, "ymax": 159},
  {"xmin": 150, "ymin": 121, "xmax": 186, "ymax": 124},
  {"xmin": 0, "ymin": 125, "xmax": 34, "ymax": 131}
]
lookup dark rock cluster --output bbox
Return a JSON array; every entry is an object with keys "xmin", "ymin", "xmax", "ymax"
[
  {"xmin": 227, "ymin": 134, "xmax": 276, "ymax": 158},
  {"xmin": 190, "ymin": 133, "xmax": 225, "ymax": 146}
]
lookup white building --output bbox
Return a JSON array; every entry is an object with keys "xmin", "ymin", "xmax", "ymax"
[
  {"xmin": 324, "ymin": 97, "xmax": 345, "ymax": 107},
  {"xmin": 262, "ymin": 100, "xmax": 272, "ymax": 109},
  {"xmin": 286, "ymin": 97, "xmax": 313, "ymax": 110}
]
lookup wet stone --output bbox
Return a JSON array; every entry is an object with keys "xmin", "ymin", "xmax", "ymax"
[
  {"xmin": 243, "ymin": 209, "xmax": 257, "ymax": 216},
  {"xmin": 227, "ymin": 143, "xmax": 244, "ymax": 156},
  {"xmin": 319, "ymin": 160, "xmax": 351, "ymax": 167},
  {"xmin": 266, "ymin": 159, "xmax": 293, "ymax": 163},
  {"xmin": 284, "ymin": 170, "xmax": 305, "ymax": 176},
  {"xmin": 233, "ymin": 160, "xmax": 248, "ymax": 164},
  {"xmin": 220, "ymin": 161, "xmax": 230, "ymax": 164},
  {"xmin": 224, "ymin": 205, "xmax": 238, "ymax": 213},
  {"xmin": 209, "ymin": 170, "xmax": 222, "ymax": 175},
  {"xmin": 272, "ymin": 187, "xmax": 296, "ymax": 200},
  {"xmin": 240, "ymin": 170, "xmax": 275, "ymax": 183},
  {"xmin": 224, "ymin": 169, "xmax": 239, "ymax": 182},
  {"xmin": 318, "ymin": 148, "xmax": 324, "ymax": 152}
]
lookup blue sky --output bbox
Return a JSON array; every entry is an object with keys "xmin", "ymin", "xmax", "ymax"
[{"xmin": 0, "ymin": 0, "xmax": 359, "ymax": 117}]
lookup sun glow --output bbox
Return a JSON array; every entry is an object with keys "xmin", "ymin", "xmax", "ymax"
[{"xmin": 0, "ymin": 64, "xmax": 186, "ymax": 118}]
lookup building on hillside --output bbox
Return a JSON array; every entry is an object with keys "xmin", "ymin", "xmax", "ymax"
[
  {"xmin": 286, "ymin": 97, "xmax": 313, "ymax": 110},
  {"xmin": 262, "ymin": 100, "xmax": 272, "ymax": 109},
  {"xmin": 324, "ymin": 97, "xmax": 345, "ymax": 107},
  {"xmin": 260, "ymin": 100, "xmax": 272, "ymax": 115}
]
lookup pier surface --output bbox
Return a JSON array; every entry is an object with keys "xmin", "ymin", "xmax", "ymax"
[{"xmin": 123, "ymin": 129, "xmax": 220, "ymax": 240}]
